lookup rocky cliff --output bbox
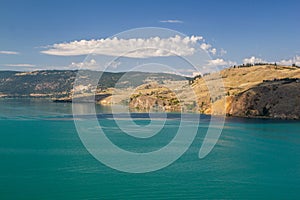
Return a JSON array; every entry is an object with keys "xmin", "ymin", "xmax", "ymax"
[
  {"xmin": 228, "ymin": 79, "xmax": 300, "ymax": 119},
  {"xmin": 127, "ymin": 65, "xmax": 300, "ymax": 119}
]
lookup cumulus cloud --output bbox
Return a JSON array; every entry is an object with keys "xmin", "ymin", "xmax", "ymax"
[
  {"xmin": 70, "ymin": 59, "xmax": 97, "ymax": 69},
  {"xmin": 0, "ymin": 51, "xmax": 19, "ymax": 55},
  {"xmin": 243, "ymin": 56, "xmax": 267, "ymax": 64},
  {"xmin": 159, "ymin": 20, "xmax": 183, "ymax": 23},
  {"xmin": 242, "ymin": 55, "xmax": 300, "ymax": 66},
  {"xmin": 208, "ymin": 58, "xmax": 237, "ymax": 66},
  {"xmin": 278, "ymin": 55, "xmax": 300, "ymax": 66},
  {"xmin": 210, "ymin": 48, "xmax": 217, "ymax": 55},
  {"xmin": 200, "ymin": 43, "xmax": 211, "ymax": 50},
  {"xmin": 208, "ymin": 58, "xmax": 227, "ymax": 66},
  {"xmin": 69, "ymin": 59, "xmax": 121, "ymax": 70},
  {"xmin": 41, "ymin": 35, "xmax": 205, "ymax": 58},
  {"xmin": 200, "ymin": 43, "xmax": 217, "ymax": 55},
  {"xmin": 4, "ymin": 63, "xmax": 35, "ymax": 67}
]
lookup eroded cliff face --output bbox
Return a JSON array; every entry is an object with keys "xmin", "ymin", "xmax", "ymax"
[
  {"xmin": 194, "ymin": 65, "xmax": 300, "ymax": 119},
  {"xmin": 227, "ymin": 80, "xmax": 300, "ymax": 119}
]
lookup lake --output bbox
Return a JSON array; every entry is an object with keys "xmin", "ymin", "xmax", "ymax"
[{"xmin": 0, "ymin": 99, "xmax": 300, "ymax": 199}]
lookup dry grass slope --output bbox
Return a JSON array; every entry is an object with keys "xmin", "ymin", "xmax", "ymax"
[{"xmin": 124, "ymin": 65, "xmax": 300, "ymax": 119}]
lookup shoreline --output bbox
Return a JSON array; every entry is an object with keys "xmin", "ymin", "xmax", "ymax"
[{"xmin": 1, "ymin": 97, "xmax": 299, "ymax": 121}]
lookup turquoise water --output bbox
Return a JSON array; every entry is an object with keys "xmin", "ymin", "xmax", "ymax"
[{"xmin": 1, "ymin": 99, "xmax": 300, "ymax": 199}]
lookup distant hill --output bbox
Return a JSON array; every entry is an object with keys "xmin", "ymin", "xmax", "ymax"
[{"xmin": 0, "ymin": 70, "xmax": 188, "ymax": 98}]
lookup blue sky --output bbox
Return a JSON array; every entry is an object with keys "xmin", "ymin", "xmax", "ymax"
[{"xmin": 0, "ymin": 0, "xmax": 299, "ymax": 72}]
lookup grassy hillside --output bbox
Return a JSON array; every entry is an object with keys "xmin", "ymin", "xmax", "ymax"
[
  {"xmin": 127, "ymin": 65, "xmax": 300, "ymax": 119},
  {"xmin": 191, "ymin": 65, "xmax": 300, "ymax": 114}
]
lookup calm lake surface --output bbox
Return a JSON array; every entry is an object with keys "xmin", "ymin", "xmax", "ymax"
[{"xmin": 0, "ymin": 99, "xmax": 300, "ymax": 199}]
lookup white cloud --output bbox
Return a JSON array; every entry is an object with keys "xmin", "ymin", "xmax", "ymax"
[
  {"xmin": 159, "ymin": 20, "xmax": 183, "ymax": 23},
  {"xmin": 208, "ymin": 58, "xmax": 237, "ymax": 66},
  {"xmin": 210, "ymin": 48, "xmax": 217, "ymax": 55},
  {"xmin": 208, "ymin": 58, "xmax": 227, "ymax": 66},
  {"xmin": 200, "ymin": 43, "xmax": 217, "ymax": 55},
  {"xmin": 41, "ymin": 35, "xmax": 204, "ymax": 58},
  {"xmin": 69, "ymin": 59, "xmax": 121, "ymax": 70},
  {"xmin": 4, "ymin": 63, "xmax": 35, "ymax": 67},
  {"xmin": 278, "ymin": 55, "xmax": 300, "ymax": 66},
  {"xmin": 242, "ymin": 55, "xmax": 300, "ymax": 66},
  {"xmin": 0, "ymin": 51, "xmax": 19, "ymax": 55},
  {"xmin": 70, "ymin": 59, "xmax": 97, "ymax": 69},
  {"xmin": 243, "ymin": 56, "xmax": 267, "ymax": 64},
  {"xmin": 200, "ymin": 43, "xmax": 212, "ymax": 50}
]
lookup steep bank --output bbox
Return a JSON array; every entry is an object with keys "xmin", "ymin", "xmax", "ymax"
[
  {"xmin": 228, "ymin": 79, "xmax": 300, "ymax": 119},
  {"xmin": 127, "ymin": 65, "xmax": 300, "ymax": 119}
]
